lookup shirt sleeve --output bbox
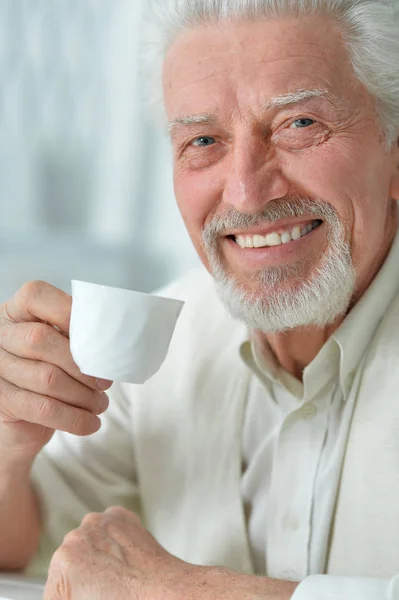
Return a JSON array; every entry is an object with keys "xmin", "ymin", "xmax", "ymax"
[
  {"xmin": 291, "ymin": 574, "xmax": 399, "ymax": 600},
  {"xmin": 26, "ymin": 382, "xmax": 140, "ymax": 577}
]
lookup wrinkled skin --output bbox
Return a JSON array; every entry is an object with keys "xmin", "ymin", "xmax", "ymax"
[
  {"xmin": 43, "ymin": 507, "xmax": 188, "ymax": 600},
  {"xmin": 43, "ymin": 507, "xmax": 297, "ymax": 600},
  {"xmin": 164, "ymin": 16, "xmax": 399, "ymax": 375}
]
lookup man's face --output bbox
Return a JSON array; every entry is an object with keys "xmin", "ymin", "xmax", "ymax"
[{"xmin": 163, "ymin": 16, "xmax": 399, "ymax": 331}]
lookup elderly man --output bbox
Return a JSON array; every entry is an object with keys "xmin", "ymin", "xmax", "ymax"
[{"xmin": 1, "ymin": 0, "xmax": 399, "ymax": 598}]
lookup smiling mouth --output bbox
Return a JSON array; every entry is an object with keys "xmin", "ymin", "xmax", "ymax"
[{"xmin": 227, "ymin": 219, "xmax": 323, "ymax": 249}]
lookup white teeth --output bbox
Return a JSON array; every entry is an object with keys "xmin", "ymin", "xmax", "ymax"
[
  {"xmin": 281, "ymin": 231, "xmax": 292, "ymax": 244},
  {"xmin": 265, "ymin": 232, "xmax": 282, "ymax": 246},
  {"xmin": 235, "ymin": 220, "xmax": 321, "ymax": 249},
  {"xmin": 291, "ymin": 226, "xmax": 301, "ymax": 241},
  {"xmin": 253, "ymin": 234, "xmax": 266, "ymax": 248}
]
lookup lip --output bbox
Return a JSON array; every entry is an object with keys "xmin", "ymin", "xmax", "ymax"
[
  {"xmin": 224, "ymin": 217, "xmax": 322, "ymax": 239},
  {"xmin": 223, "ymin": 221, "xmax": 325, "ymax": 268}
]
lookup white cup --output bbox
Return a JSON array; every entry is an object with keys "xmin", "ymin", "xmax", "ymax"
[{"xmin": 69, "ymin": 280, "xmax": 184, "ymax": 384}]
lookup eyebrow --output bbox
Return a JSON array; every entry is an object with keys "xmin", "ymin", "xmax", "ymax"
[
  {"xmin": 167, "ymin": 113, "xmax": 218, "ymax": 138},
  {"xmin": 262, "ymin": 88, "xmax": 339, "ymax": 110},
  {"xmin": 167, "ymin": 88, "xmax": 341, "ymax": 138}
]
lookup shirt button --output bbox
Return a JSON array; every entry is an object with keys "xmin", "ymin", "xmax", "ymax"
[{"xmin": 299, "ymin": 403, "xmax": 317, "ymax": 420}]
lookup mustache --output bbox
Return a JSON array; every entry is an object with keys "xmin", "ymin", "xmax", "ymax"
[{"xmin": 202, "ymin": 197, "xmax": 340, "ymax": 242}]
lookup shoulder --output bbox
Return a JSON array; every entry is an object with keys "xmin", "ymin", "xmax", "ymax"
[
  {"xmin": 373, "ymin": 288, "xmax": 399, "ymax": 346},
  {"xmin": 154, "ymin": 266, "xmax": 247, "ymax": 341},
  {"xmin": 120, "ymin": 268, "xmax": 248, "ymax": 400},
  {"xmin": 154, "ymin": 266, "xmax": 215, "ymax": 303},
  {"xmin": 121, "ymin": 268, "xmax": 250, "ymax": 415}
]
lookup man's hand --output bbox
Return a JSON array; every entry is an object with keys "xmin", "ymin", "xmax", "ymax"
[
  {"xmin": 43, "ymin": 506, "xmax": 190, "ymax": 600},
  {"xmin": 44, "ymin": 506, "xmax": 298, "ymax": 600},
  {"xmin": 0, "ymin": 281, "xmax": 112, "ymax": 464}
]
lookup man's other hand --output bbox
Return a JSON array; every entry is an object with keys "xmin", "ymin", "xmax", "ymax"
[
  {"xmin": 43, "ymin": 506, "xmax": 189, "ymax": 600},
  {"xmin": 43, "ymin": 506, "xmax": 298, "ymax": 600}
]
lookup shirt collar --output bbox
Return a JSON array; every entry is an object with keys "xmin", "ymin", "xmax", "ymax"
[
  {"xmin": 240, "ymin": 338, "xmax": 278, "ymax": 387},
  {"xmin": 333, "ymin": 216, "xmax": 399, "ymax": 399}
]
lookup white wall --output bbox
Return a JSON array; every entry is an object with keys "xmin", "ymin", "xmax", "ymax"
[{"xmin": 0, "ymin": 0, "xmax": 199, "ymax": 303}]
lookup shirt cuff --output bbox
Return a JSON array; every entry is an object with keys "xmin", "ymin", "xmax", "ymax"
[{"xmin": 291, "ymin": 574, "xmax": 393, "ymax": 600}]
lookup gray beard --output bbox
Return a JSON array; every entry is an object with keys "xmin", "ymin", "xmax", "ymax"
[{"xmin": 202, "ymin": 198, "xmax": 356, "ymax": 333}]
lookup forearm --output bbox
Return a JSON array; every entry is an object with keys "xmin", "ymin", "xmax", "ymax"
[
  {"xmin": 0, "ymin": 460, "xmax": 41, "ymax": 570},
  {"xmin": 171, "ymin": 565, "xmax": 299, "ymax": 600}
]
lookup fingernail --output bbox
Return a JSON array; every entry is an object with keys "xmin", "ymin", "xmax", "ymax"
[{"xmin": 96, "ymin": 378, "xmax": 112, "ymax": 390}]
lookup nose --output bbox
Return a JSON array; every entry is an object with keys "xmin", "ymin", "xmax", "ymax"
[{"xmin": 222, "ymin": 137, "xmax": 290, "ymax": 215}]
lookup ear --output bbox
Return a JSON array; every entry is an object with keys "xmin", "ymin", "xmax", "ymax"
[{"xmin": 389, "ymin": 135, "xmax": 399, "ymax": 201}]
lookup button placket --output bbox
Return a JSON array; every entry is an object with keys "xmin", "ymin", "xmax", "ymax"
[{"xmin": 265, "ymin": 401, "xmax": 329, "ymax": 581}]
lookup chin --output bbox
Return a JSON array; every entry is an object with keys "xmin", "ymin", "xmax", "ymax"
[
  {"xmin": 223, "ymin": 258, "xmax": 316, "ymax": 294},
  {"xmin": 210, "ymin": 252, "xmax": 356, "ymax": 333}
]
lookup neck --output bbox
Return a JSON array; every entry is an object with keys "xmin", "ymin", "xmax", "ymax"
[{"xmin": 254, "ymin": 205, "xmax": 398, "ymax": 382}]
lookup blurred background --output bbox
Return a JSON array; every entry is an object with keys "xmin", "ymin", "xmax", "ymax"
[{"xmin": 0, "ymin": 0, "xmax": 200, "ymax": 304}]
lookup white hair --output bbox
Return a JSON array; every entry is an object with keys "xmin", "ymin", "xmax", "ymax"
[{"xmin": 141, "ymin": 0, "xmax": 399, "ymax": 144}]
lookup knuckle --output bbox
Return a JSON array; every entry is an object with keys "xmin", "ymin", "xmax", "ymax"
[
  {"xmin": 62, "ymin": 528, "xmax": 83, "ymax": 547},
  {"xmin": 35, "ymin": 396, "xmax": 60, "ymax": 422},
  {"xmin": 25, "ymin": 323, "xmax": 48, "ymax": 350},
  {"xmin": 0, "ymin": 378, "xmax": 18, "ymax": 420},
  {"xmin": 40, "ymin": 364, "xmax": 61, "ymax": 393},
  {"xmin": 70, "ymin": 409, "xmax": 86, "ymax": 433},
  {"xmin": 70, "ymin": 408, "xmax": 97, "ymax": 436},
  {"xmin": 18, "ymin": 280, "xmax": 47, "ymax": 302},
  {"xmin": 20, "ymin": 280, "xmax": 42, "ymax": 296},
  {"xmin": 52, "ymin": 545, "xmax": 75, "ymax": 569},
  {"xmin": 81, "ymin": 512, "xmax": 102, "ymax": 527}
]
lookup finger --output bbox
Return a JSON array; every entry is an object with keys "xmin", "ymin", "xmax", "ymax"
[
  {"xmin": 101, "ymin": 507, "xmax": 162, "ymax": 559},
  {"xmin": 2, "ymin": 281, "xmax": 72, "ymax": 335},
  {"xmin": 76, "ymin": 524, "xmax": 126, "ymax": 561},
  {"xmin": 0, "ymin": 349, "xmax": 109, "ymax": 415},
  {"xmin": 0, "ymin": 322, "xmax": 112, "ymax": 392},
  {"xmin": 80, "ymin": 512, "xmax": 103, "ymax": 528},
  {"xmin": 75, "ymin": 515, "xmax": 129, "ymax": 563},
  {"xmin": 0, "ymin": 378, "xmax": 101, "ymax": 436}
]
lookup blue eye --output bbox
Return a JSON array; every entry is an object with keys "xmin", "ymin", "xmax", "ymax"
[
  {"xmin": 192, "ymin": 136, "xmax": 216, "ymax": 147},
  {"xmin": 291, "ymin": 118, "xmax": 315, "ymax": 128}
]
